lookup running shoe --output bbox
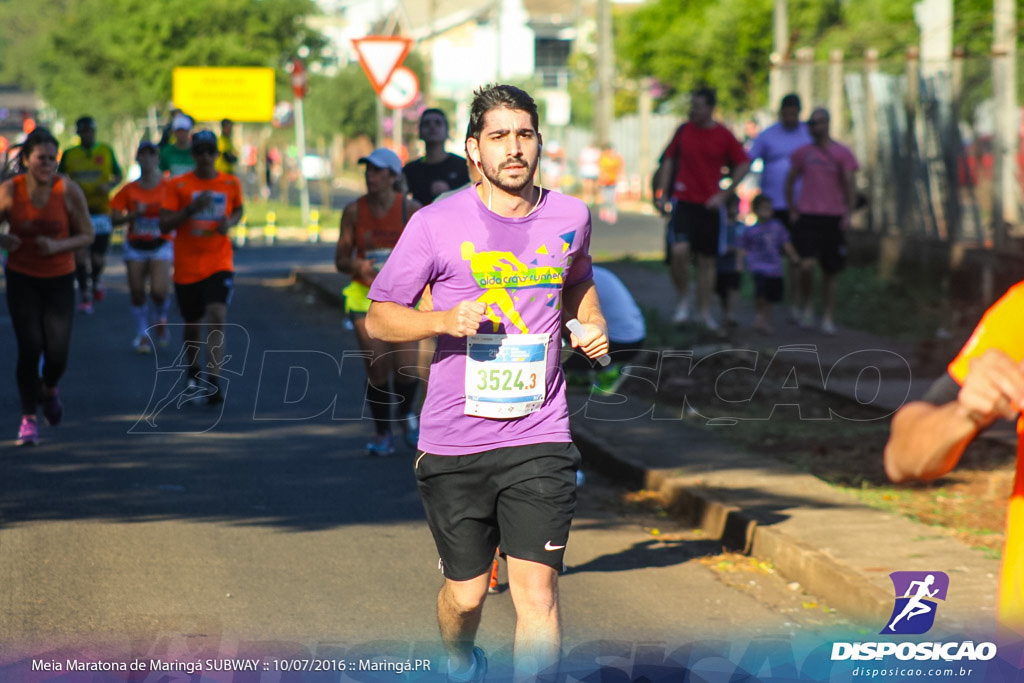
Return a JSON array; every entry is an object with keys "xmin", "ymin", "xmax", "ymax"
[
  {"xmin": 446, "ymin": 647, "xmax": 487, "ymax": 683},
  {"xmin": 487, "ymin": 558, "xmax": 500, "ymax": 594},
  {"xmin": 821, "ymin": 320, "xmax": 837, "ymax": 336},
  {"xmin": 93, "ymin": 283, "xmax": 105, "ymax": 302},
  {"xmin": 153, "ymin": 317, "xmax": 170, "ymax": 346},
  {"xmin": 799, "ymin": 309, "xmax": 815, "ymax": 330},
  {"xmin": 40, "ymin": 389, "xmax": 63, "ymax": 426},
  {"xmin": 16, "ymin": 417, "xmax": 38, "ymax": 446},
  {"xmin": 133, "ymin": 334, "xmax": 152, "ymax": 354},
  {"xmin": 77, "ymin": 300, "xmax": 93, "ymax": 315},
  {"xmin": 207, "ymin": 385, "xmax": 224, "ymax": 405},
  {"xmin": 366, "ymin": 433, "xmax": 395, "ymax": 456},
  {"xmin": 403, "ymin": 412, "xmax": 420, "ymax": 447},
  {"xmin": 594, "ymin": 363, "xmax": 625, "ymax": 394},
  {"xmin": 671, "ymin": 302, "xmax": 690, "ymax": 324}
]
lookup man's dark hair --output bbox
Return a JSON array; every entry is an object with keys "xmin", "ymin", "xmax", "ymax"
[
  {"xmin": 692, "ymin": 86, "xmax": 717, "ymax": 109},
  {"xmin": 780, "ymin": 93, "xmax": 801, "ymax": 110},
  {"xmin": 419, "ymin": 108, "xmax": 449, "ymax": 134},
  {"xmin": 75, "ymin": 116, "xmax": 96, "ymax": 130},
  {"xmin": 467, "ymin": 84, "xmax": 539, "ymax": 141}
]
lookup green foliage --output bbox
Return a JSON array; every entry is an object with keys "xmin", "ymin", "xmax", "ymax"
[
  {"xmin": 617, "ymin": 0, "xmax": 1024, "ymax": 116},
  {"xmin": 0, "ymin": 0, "xmax": 325, "ymax": 132}
]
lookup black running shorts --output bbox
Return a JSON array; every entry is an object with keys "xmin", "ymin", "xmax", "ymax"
[
  {"xmin": 174, "ymin": 270, "xmax": 234, "ymax": 322},
  {"xmin": 669, "ymin": 200, "xmax": 721, "ymax": 257},
  {"xmin": 792, "ymin": 214, "xmax": 847, "ymax": 273},
  {"xmin": 414, "ymin": 441, "xmax": 581, "ymax": 581}
]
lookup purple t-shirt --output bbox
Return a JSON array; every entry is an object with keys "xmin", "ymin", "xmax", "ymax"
[
  {"xmin": 738, "ymin": 219, "xmax": 790, "ymax": 277},
  {"xmin": 748, "ymin": 122, "xmax": 812, "ymax": 210},
  {"xmin": 790, "ymin": 141, "xmax": 859, "ymax": 215},
  {"xmin": 368, "ymin": 185, "xmax": 594, "ymax": 456}
]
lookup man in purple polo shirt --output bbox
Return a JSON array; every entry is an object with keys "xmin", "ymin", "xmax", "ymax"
[
  {"xmin": 366, "ymin": 83, "xmax": 608, "ymax": 682},
  {"xmin": 748, "ymin": 93, "xmax": 812, "ymax": 320}
]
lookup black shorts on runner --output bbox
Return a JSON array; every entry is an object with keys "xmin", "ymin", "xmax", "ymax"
[
  {"xmin": 89, "ymin": 232, "xmax": 111, "ymax": 256},
  {"xmin": 414, "ymin": 441, "xmax": 581, "ymax": 581},
  {"xmin": 174, "ymin": 270, "xmax": 234, "ymax": 322},
  {"xmin": 669, "ymin": 200, "xmax": 720, "ymax": 257},
  {"xmin": 792, "ymin": 214, "xmax": 846, "ymax": 273},
  {"xmin": 752, "ymin": 273, "xmax": 784, "ymax": 303}
]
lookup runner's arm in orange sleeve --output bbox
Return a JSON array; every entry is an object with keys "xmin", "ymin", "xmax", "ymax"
[{"xmin": 884, "ymin": 349, "xmax": 1024, "ymax": 483}]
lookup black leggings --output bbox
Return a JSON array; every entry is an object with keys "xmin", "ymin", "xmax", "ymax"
[{"xmin": 5, "ymin": 269, "xmax": 76, "ymax": 415}]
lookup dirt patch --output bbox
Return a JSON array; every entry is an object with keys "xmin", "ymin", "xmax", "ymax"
[{"xmin": 621, "ymin": 344, "xmax": 1015, "ymax": 557}]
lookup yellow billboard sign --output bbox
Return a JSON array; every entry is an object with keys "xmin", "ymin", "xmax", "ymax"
[{"xmin": 172, "ymin": 67, "xmax": 276, "ymax": 122}]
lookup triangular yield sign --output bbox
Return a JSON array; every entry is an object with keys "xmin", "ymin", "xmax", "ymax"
[{"xmin": 352, "ymin": 36, "xmax": 413, "ymax": 95}]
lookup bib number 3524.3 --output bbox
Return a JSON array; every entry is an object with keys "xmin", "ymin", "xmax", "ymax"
[{"xmin": 464, "ymin": 333, "xmax": 549, "ymax": 419}]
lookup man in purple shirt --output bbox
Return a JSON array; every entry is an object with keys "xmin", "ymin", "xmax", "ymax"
[
  {"xmin": 366, "ymin": 83, "xmax": 609, "ymax": 682},
  {"xmin": 747, "ymin": 94, "xmax": 812, "ymax": 320}
]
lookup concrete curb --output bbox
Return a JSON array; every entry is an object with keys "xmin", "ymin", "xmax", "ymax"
[{"xmin": 570, "ymin": 421, "xmax": 892, "ymax": 624}]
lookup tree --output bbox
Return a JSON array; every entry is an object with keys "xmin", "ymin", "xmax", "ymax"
[
  {"xmin": 5, "ymin": 0, "xmax": 326, "ymax": 132},
  {"xmin": 304, "ymin": 51, "xmax": 428, "ymax": 144}
]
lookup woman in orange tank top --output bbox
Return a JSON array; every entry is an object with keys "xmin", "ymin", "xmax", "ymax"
[
  {"xmin": 0, "ymin": 128, "xmax": 94, "ymax": 446},
  {"xmin": 335, "ymin": 148, "xmax": 422, "ymax": 455}
]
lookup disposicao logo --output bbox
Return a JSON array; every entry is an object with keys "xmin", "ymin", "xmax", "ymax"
[
  {"xmin": 881, "ymin": 571, "xmax": 949, "ymax": 635},
  {"xmin": 831, "ymin": 570, "xmax": 998, "ymax": 663}
]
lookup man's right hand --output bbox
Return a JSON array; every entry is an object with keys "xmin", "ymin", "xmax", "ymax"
[{"xmin": 443, "ymin": 300, "xmax": 487, "ymax": 337}]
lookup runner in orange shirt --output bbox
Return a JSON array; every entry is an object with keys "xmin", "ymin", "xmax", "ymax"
[
  {"xmin": 0, "ymin": 128, "xmax": 93, "ymax": 445},
  {"xmin": 885, "ymin": 282, "xmax": 1024, "ymax": 635},
  {"xmin": 159, "ymin": 130, "xmax": 243, "ymax": 405},
  {"xmin": 111, "ymin": 140, "xmax": 173, "ymax": 353}
]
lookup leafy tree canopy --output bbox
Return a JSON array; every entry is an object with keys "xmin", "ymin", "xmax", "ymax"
[{"xmin": 0, "ymin": 0, "xmax": 326, "ymax": 132}]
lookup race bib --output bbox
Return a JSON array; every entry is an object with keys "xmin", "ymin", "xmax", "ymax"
[
  {"xmin": 465, "ymin": 333, "xmax": 548, "ymax": 419},
  {"xmin": 134, "ymin": 216, "xmax": 161, "ymax": 240},
  {"xmin": 91, "ymin": 213, "xmax": 113, "ymax": 235},
  {"xmin": 365, "ymin": 247, "xmax": 393, "ymax": 272}
]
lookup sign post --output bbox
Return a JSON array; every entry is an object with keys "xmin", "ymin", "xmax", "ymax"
[
  {"xmin": 290, "ymin": 57, "xmax": 310, "ymax": 236},
  {"xmin": 353, "ymin": 36, "xmax": 415, "ymax": 151}
]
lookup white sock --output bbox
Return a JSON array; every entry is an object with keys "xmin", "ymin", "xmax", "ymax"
[
  {"xmin": 156, "ymin": 298, "xmax": 172, "ymax": 321},
  {"xmin": 131, "ymin": 305, "xmax": 149, "ymax": 337}
]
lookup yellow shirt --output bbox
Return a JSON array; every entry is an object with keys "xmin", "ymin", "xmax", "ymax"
[
  {"xmin": 57, "ymin": 143, "xmax": 121, "ymax": 213},
  {"xmin": 948, "ymin": 281, "xmax": 1024, "ymax": 632},
  {"xmin": 215, "ymin": 134, "xmax": 237, "ymax": 175}
]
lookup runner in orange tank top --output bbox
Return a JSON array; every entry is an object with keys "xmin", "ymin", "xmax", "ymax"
[
  {"xmin": 0, "ymin": 128, "xmax": 93, "ymax": 446},
  {"xmin": 885, "ymin": 282, "xmax": 1024, "ymax": 636},
  {"xmin": 111, "ymin": 139, "xmax": 173, "ymax": 353},
  {"xmin": 334, "ymin": 148, "xmax": 422, "ymax": 455}
]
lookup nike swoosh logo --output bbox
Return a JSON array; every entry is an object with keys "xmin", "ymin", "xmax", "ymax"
[{"xmin": 544, "ymin": 541, "xmax": 565, "ymax": 551}]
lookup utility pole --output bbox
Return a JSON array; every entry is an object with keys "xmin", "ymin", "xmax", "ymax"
[
  {"xmin": 769, "ymin": 0, "xmax": 789, "ymax": 107},
  {"xmin": 595, "ymin": 0, "xmax": 614, "ymax": 146},
  {"xmin": 992, "ymin": 0, "xmax": 1018, "ymax": 242}
]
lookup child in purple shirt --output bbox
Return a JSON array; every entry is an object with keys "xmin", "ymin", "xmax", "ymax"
[{"xmin": 738, "ymin": 194, "xmax": 800, "ymax": 334}]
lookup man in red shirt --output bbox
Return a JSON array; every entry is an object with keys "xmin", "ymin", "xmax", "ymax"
[{"xmin": 655, "ymin": 87, "xmax": 750, "ymax": 330}]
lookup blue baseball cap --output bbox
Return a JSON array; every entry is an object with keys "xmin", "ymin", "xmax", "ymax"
[
  {"xmin": 358, "ymin": 148, "xmax": 402, "ymax": 175},
  {"xmin": 191, "ymin": 129, "xmax": 218, "ymax": 150}
]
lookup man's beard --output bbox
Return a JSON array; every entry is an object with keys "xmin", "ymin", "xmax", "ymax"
[{"xmin": 483, "ymin": 158, "xmax": 535, "ymax": 195}]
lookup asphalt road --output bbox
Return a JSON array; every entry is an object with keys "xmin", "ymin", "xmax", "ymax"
[{"xmin": 0, "ymin": 237, "xmax": 845, "ymax": 680}]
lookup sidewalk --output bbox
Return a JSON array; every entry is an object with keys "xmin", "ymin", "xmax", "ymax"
[{"xmin": 292, "ymin": 253, "xmax": 1003, "ymax": 635}]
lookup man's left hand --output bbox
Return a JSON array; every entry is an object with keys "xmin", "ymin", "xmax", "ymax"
[{"xmin": 570, "ymin": 321, "xmax": 610, "ymax": 361}]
